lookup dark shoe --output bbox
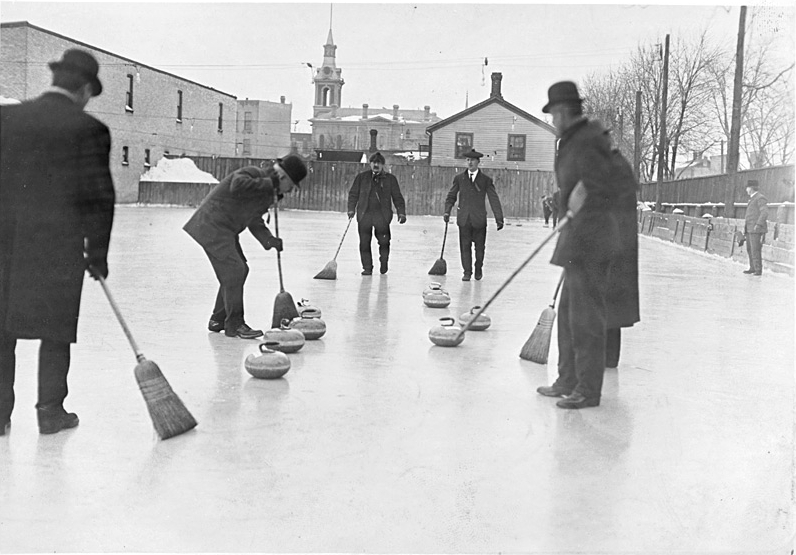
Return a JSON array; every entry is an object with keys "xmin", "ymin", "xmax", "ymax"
[
  {"xmin": 361, "ymin": 269, "xmax": 372, "ymax": 276},
  {"xmin": 225, "ymin": 323, "xmax": 263, "ymax": 339},
  {"xmin": 208, "ymin": 319, "xmax": 224, "ymax": 333},
  {"xmin": 474, "ymin": 268, "xmax": 483, "ymax": 280},
  {"xmin": 37, "ymin": 407, "xmax": 79, "ymax": 434},
  {"xmin": 0, "ymin": 421, "xmax": 9, "ymax": 436},
  {"xmin": 556, "ymin": 392, "xmax": 600, "ymax": 409},
  {"xmin": 462, "ymin": 273, "xmax": 472, "ymax": 282},
  {"xmin": 743, "ymin": 269, "xmax": 755, "ymax": 274},
  {"xmin": 380, "ymin": 263, "xmax": 388, "ymax": 274},
  {"xmin": 536, "ymin": 384, "xmax": 573, "ymax": 398}
]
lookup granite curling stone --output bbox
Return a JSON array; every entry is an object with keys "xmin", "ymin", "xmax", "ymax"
[
  {"xmin": 429, "ymin": 317, "xmax": 465, "ymax": 347},
  {"xmin": 245, "ymin": 341, "xmax": 291, "ymax": 379}
]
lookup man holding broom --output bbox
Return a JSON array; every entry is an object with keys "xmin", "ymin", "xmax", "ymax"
[
  {"xmin": 0, "ymin": 49, "xmax": 116, "ymax": 435},
  {"xmin": 184, "ymin": 156, "xmax": 307, "ymax": 339},
  {"xmin": 535, "ymin": 81, "xmax": 639, "ymax": 409}
]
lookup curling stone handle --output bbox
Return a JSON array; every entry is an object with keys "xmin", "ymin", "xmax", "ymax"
[
  {"xmin": 439, "ymin": 317, "xmax": 456, "ymax": 327},
  {"xmin": 259, "ymin": 341, "xmax": 280, "ymax": 353}
]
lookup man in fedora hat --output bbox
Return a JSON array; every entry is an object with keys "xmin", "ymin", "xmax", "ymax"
[
  {"xmin": 535, "ymin": 81, "xmax": 639, "ymax": 409},
  {"xmin": 184, "ymin": 156, "xmax": 307, "ymax": 338},
  {"xmin": 0, "ymin": 48, "xmax": 116, "ymax": 435},
  {"xmin": 743, "ymin": 179, "xmax": 768, "ymax": 275},
  {"xmin": 444, "ymin": 148, "xmax": 504, "ymax": 281}
]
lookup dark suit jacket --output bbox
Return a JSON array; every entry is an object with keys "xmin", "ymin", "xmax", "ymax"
[
  {"xmin": 444, "ymin": 170, "xmax": 504, "ymax": 228},
  {"xmin": 347, "ymin": 170, "xmax": 406, "ymax": 224},
  {"xmin": 0, "ymin": 92, "xmax": 116, "ymax": 343},
  {"xmin": 744, "ymin": 192, "xmax": 768, "ymax": 234},
  {"xmin": 183, "ymin": 165, "xmax": 279, "ymax": 257}
]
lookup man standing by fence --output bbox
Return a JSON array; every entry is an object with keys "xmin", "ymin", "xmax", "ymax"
[{"xmin": 743, "ymin": 180, "xmax": 768, "ymax": 276}]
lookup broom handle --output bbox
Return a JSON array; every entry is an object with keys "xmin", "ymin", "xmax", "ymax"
[
  {"xmin": 552, "ymin": 271, "xmax": 565, "ymax": 306},
  {"xmin": 332, "ymin": 216, "xmax": 354, "ymax": 262},
  {"xmin": 95, "ymin": 273, "xmax": 145, "ymax": 363},
  {"xmin": 456, "ymin": 212, "xmax": 573, "ymax": 340},
  {"xmin": 273, "ymin": 199, "xmax": 285, "ymax": 293},
  {"xmin": 439, "ymin": 220, "xmax": 448, "ymax": 258}
]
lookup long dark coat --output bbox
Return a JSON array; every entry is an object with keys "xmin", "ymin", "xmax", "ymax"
[
  {"xmin": 0, "ymin": 92, "xmax": 116, "ymax": 343},
  {"xmin": 550, "ymin": 117, "xmax": 639, "ymax": 329},
  {"xmin": 347, "ymin": 170, "xmax": 406, "ymax": 223},
  {"xmin": 444, "ymin": 170, "xmax": 504, "ymax": 228},
  {"xmin": 183, "ymin": 165, "xmax": 279, "ymax": 257}
]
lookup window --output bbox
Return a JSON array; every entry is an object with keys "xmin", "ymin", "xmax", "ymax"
[
  {"xmin": 144, "ymin": 149, "xmax": 151, "ymax": 167},
  {"xmin": 218, "ymin": 103, "xmax": 223, "ymax": 132},
  {"xmin": 121, "ymin": 146, "xmax": 129, "ymax": 166},
  {"xmin": 507, "ymin": 134, "xmax": 526, "ymax": 161},
  {"xmin": 125, "ymin": 74, "xmax": 134, "ymax": 111},
  {"xmin": 243, "ymin": 111, "xmax": 252, "ymax": 133},
  {"xmin": 177, "ymin": 90, "xmax": 183, "ymax": 122},
  {"xmin": 322, "ymin": 88, "xmax": 329, "ymax": 107},
  {"xmin": 337, "ymin": 134, "xmax": 343, "ymax": 149},
  {"xmin": 455, "ymin": 132, "xmax": 474, "ymax": 158},
  {"xmin": 242, "ymin": 139, "xmax": 251, "ymax": 156},
  {"xmin": 405, "ymin": 128, "xmax": 411, "ymax": 138}
]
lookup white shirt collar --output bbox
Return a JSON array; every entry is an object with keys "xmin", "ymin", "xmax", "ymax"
[
  {"xmin": 468, "ymin": 169, "xmax": 478, "ymax": 177},
  {"xmin": 45, "ymin": 86, "xmax": 81, "ymax": 104}
]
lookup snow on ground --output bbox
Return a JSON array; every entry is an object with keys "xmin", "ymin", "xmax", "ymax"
[{"xmin": 140, "ymin": 157, "xmax": 218, "ymax": 183}]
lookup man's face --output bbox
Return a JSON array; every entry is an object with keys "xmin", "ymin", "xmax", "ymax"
[
  {"xmin": 274, "ymin": 164, "xmax": 296, "ymax": 194},
  {"xmin": 550, "ymin": 105, "xmax": 568, "ymax": 137},
  {"xmin": 370, "ymin": 161, "xmax": 383, "ymax": 173},
  {"xmin": 746, "ymin": 187, "xmax": 755, "ymax": 197},
  {"xmin": 466, "ymin": 157, "xmax": 480, "ymax": 172}
]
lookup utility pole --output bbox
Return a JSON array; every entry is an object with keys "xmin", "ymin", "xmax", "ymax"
[
  {"xmin": 724, "ymin": 6, "xmax": 747, "ymax": 219},
  {"xmin": 720, "ymin": 140, "xmax": 725, "ymax": 173},
  {"xmin": 655, "ymin": 34, "xmax": 670, "ymax": 212},
  {"xmin": 634, "ymin": 90, "xmax": 641, "ymax": 182}
]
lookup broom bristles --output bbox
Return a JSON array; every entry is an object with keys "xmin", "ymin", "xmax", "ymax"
[
  {"xmin": 134, "ymin": 359, "xmax": 197, "ymax": 440},
  {"xmin": 272, "ymin": 291, "xmax": 300, "ymax": 329},
  {"xmin": 313, "ymin": 260, "xmax": 337, "ymax": 280},
  {"xmin": 428, "ymin": 258, "xmax": 447, "ymax": 275},
  {"xmin": 519, "ymin": 306, "xmax": 556, "ymax": 363}
]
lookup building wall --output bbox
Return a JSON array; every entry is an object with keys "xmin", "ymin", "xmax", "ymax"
[
  {"xmin": 0, "ymin": 22, "xmax": 238, "ymax": 202},
  {"xmin": 430, "ymin": 103, "xmax": 555, "ymax": 171},
  {"xmin": 236, "ymin": 99, "xmax": 292, "ymax": 159},
  {"xmin": 311, "ymin": 119, "xmax": 432, "ymax": 152}
]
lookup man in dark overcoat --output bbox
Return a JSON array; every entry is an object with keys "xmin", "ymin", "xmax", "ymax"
[
  {"xmin": 536, "ymin": 81, "xmax": 639, "ymax": 409},
  {"xmin": 184, "ymin": 156, "xmax": 307, "ymax": 338},
  {"xmin": 347, "ymin": 152, "xmax": 407, "ymax": 275},
  {"xmin": 743, "ymin": 180, "xmax": 768, "ymax": 276},
  {"xmin": 0, "ymin": 49, "xmax": 116, "ymax": 435},
  {"xmin": 443, "ymin": 149, "xmax": 504, "ymax": 281}
]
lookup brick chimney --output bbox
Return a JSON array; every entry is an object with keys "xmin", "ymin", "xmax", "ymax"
[
  {"xmin": 424, "ymin": 105, "xmax": 431, "ymax": 121},
  {"xmin": 392, "ymin": 104, "xmax": 399, "ymax": 120},
  {"xmin": 490, "ymin": 72, "xmax": 503, "ymax": 99},
  {"xmin": 369, "ymin": 129, "xmax": 378, "ymax": 152},
  {"xmin": 362, "ymin": 103, "xmax": 369, "ymax": 119},
  {"xmin": 280, "ymin": 96, "xmax": 285, "ymax": 104}
]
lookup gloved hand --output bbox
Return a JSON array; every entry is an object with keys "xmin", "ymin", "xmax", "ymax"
[
  {"xmin": 347, "ymin": 211, "xmax": 355, "ymax": 219},
  {"xmin": 443, "ymin": 214, "xmax": 450, "ymax": 223},
  {"xmin": 265, "ymin": 236, "xmax": 283, "ymax": 252},
  {"xmin": 85, "ymin": 256, "xmax": 108, "ymax": 281},
  {"xmin": 398, "ymin": 214, "xmax": 407, "ymax": 224},
  {"xmin": 497, "ymin": 222, "xmax": 504, "ymax": 231}
]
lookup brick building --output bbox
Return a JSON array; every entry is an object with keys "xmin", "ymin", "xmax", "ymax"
[{"xmin": 236, "ymin": 97, "xmax": 292, "ymax": 159}]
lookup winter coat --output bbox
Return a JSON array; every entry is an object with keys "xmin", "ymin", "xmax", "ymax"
[
  {"xmin": 444, "ymin": 170, "xmax": 504, "ymax": 228},
  {"xmin": 744, "ymin": 192, "xmax": 769, "ymax": 234},
  {"xmin": 0, "ymin": 92, "xmax": 116, "ymax": 343},
  {"xmin": 347, "ymin": 170, "xmax": 406, "ymax": 224},
  {"xmin": 183, "ymin": 165, "xmax": 279, "ymax": 258}
]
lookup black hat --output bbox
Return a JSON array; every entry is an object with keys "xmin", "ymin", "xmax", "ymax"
[
  {"xmin": 463, "ymin": 149, "xmax": 483, "ymax": 159},
  {"xmin": 542, "ymin": 81, "xmax": 583, "ymax": 113},
  {"xmin": 369, "ymin": 151, "xmax": 386, "ymax": 164},
  {"xmin": 49, "ymin": 49, "xmax": 103, "ymax": 96},
  {"xmin": 277, "ymin": 155, "xmax": 308, "ymax": 186},
  {"xmin": 746, "ymin": 180, "xmax": 759, "ymax": 190}
]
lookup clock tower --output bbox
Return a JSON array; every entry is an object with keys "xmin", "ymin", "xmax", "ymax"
[{"xmin": 313, "ymin": 28, "xmax": 344, "ymax": 118}]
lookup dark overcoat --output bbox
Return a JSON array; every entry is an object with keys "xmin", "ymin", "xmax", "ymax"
[
  {"xmin": 183, "ymin": 165, "xmax": 279, "ymax": 257},
  {"xmin": 347, "ymin": 170, "xmax": 406, "ymax": 223},
  {"xmin": 744, "ymin": 192, "xmax": 769, "ymax": 234},
  {"xmin": 550, "ymin": 117, "xmax": 639, "ymax": 328},
  {"xmin": 444, "ymin": 170, "xmax": 504, "ymax": 227},
  {"xmin": 0, "ymin": 92, "xmax": 116, "ymax": 343}
]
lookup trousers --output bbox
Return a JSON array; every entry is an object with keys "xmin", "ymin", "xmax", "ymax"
[
  {"xmin": 745, "ymin": 232, "xmax": 764, "ymax": 273},
  {"xmin": 204, "ymin": 238, "xmax": 249, "ymax": 332},
  {"xmin": 458, "ymin": 223, "xmax": 487, "ymax": 275},
  {"xmin": 358, "ymin": 213, "xmax": 391, "ymax": 271}
]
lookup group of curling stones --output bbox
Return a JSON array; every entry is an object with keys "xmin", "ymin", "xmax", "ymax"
[
  {"xmin": 423, "ymin": 282, "xmax": 491, "ymax": 347},
  {"xmin": 244, "ymin": 299, "xmax": 326, "ymax": 379}
]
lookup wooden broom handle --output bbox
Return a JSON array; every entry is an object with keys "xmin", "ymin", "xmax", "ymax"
[
  {"xmin": 332, "ymin": 216, "xmax": 354, "ymax": 262},
  {"xmin": 95, "ymin": 273, "xmax": 145, "ymax": 363},
  {"xmin": 273, "ymin": 199, "xmax": 285, "ymax": 292}
]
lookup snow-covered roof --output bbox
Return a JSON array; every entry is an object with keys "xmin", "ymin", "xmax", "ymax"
[
  {"xmin": 139, "ymin": 157, "xmax": 218, "ymax": 183},
  {"xmin": 0, "ymin": 95, "xmax": 21, "ymax": 105}
]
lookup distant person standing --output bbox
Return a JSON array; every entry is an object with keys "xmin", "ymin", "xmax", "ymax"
[
  {"xmin": 347, "ymin": 152, "xmax": 407, "ymax": 275},
  {"xmin": 743, "ymin": 180, "xmax": 768, "ymax": 276},
  {"xmin": 184, "ymin": 157, "xmax": 307, "ymax": 338},
  {"xmin": 443, "ymin": 149, "xmax": 504, "ymax": 281},
  {"xmin": 542, "ymin": 194, "xmax": 553, "ymax": 227},
  {"xmin": 551, "ymin": 189, "xmax": 561, "ymax": 227},
  {"xmin": 0, "ymin": 49, "xmax": 116, "ymax": 435}
]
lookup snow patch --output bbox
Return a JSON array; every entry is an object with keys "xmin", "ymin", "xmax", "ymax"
[{"xmin": 139, "ymin": 157, "xmax": 218, "ymax": 183}]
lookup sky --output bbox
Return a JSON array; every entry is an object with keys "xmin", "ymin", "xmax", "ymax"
[{"xmin": 1, "ymin": 1, "xmax": 794, "ymax": 133}]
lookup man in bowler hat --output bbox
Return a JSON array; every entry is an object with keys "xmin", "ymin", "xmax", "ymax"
[
  {"xmin": 184, "ymin": 156, "xmax": 307, "ymax": 338},
  {"xmin": 0, "ymin": 49, "xmax": 116, "ymax": 435},
  {"xmin": 743, "ymin": 180, "xmax": 768, "ymax": 275},
  {"xmin": 444, "ymin": 149, "xmax": 504, "ymax": 281},
  {"xmin": 347, "ymin": 152, "xmax": 407, "ymax": 275},
  {"xmin": 536, "ymin": 81, "xmax": 639, "ymax": 409}
]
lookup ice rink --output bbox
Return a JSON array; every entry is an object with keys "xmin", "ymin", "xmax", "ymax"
[{"xmin": 1, "ymin": 206, "xmax": 793, "ymax": 553}]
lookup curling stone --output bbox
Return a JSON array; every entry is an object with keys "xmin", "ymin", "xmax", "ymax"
[
  {"xmin": 288, "ymin": 313, "xmax": 327, "ymax": 340},
  {"xmin": 458, "ymin": 305, "xmax": 491, "ymax": 331},
  {"xmin": 262, "ymin": 319, "xmax": 305, "ymax": 353},
  {"xmin": 422, "ymin": 282, "xmax": 443, "ymax": 298},
  {"xmin": 423, "ymin": 283, "xmax": 451, "ymax": 308},
  {"xmin": 245, "ymin": 342, "xmax": 291, "ymax": 379},
  {"xmin": 297, "ymin": 298, "xmax": 322, "ymax": 319},
  {"xmin": 428, "ymin": 317, "xmax": 465, "ymax": 347}
]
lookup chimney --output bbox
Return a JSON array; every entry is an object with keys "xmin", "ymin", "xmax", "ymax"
[
  {"xmin": 490, "ymin": 72, "xmax": 503, "ymax": 99},
  {"xmin": 393, "ymin": 104, "xmax": 399, "ymax": 120},
  {"xmin": 424, "ymin": 105, "xmax": 431, "ymax": 121},
  {"xmin": 280, "ymin": 96, "xmax": 285, "ymax": 104},
  {"xmin": 362, "ymin": 103, "xmax": 369, "ymax": 119},
  {"xmin": 369, "ymin": 129, "xmax": 378, "ymax": 152}
]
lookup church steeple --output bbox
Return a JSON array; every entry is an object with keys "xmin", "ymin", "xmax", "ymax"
[{"xmin": 313, "ymin": 7, "xmax": 344, "ymax": 118}]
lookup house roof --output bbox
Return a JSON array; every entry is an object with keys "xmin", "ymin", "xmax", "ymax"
[{"xmin": 425, "ymin": 96, "xmax": 555, "ymax": 135}]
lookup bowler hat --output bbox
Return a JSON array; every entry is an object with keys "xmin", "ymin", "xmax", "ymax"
[
  {"xmin": 49, "ymin": 49, "xmax": 103, "ymax": 96},
  {"xmin": 369, "ymin": 151, "xmax": 386, "ymax": 164},
  {"xmin": 278, "ymin": 155, "xmax": 308, "ymax": 186},
  {"xmin": 542, "ymin": 81, "xmax": 583, "ymax": 113},
  {"xmin": 463, "ymin": 149, "xmax": 483, "ymax": 159},
  {"xmin": 746, "ymin": 180, "xmax": 759, "ymax": 190}
]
